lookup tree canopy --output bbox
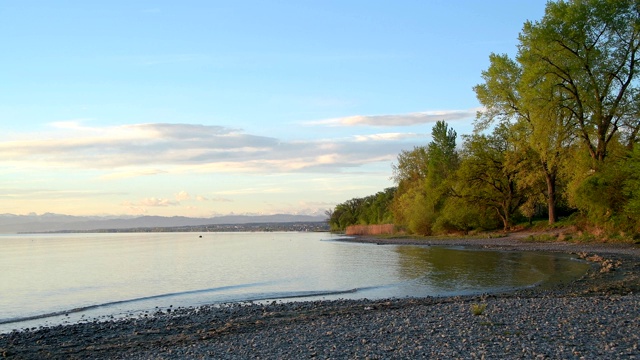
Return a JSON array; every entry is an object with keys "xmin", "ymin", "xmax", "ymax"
[{"xmin": 328, "ymin": 0, "xmax": 640, "ymax": 238}]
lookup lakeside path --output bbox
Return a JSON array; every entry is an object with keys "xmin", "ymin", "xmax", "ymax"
[{"xmin": 1, "ymin": 234, "xmax": 639, "ymax": 359}]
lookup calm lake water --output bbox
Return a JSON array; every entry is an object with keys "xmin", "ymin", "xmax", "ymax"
[{"xmin": 0, "ymin": 232, "xmax": 588, "ymax": 332}]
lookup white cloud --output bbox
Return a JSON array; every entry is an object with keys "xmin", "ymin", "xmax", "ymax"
[
  {"xmin": 175, "ymin": 191, "xmax": 191, "ymax": 201},
  {"xmin": 195, "ymin": 195, "xmax": 232, "ymax": 202},
  {"xmin": 306, "ymin": 108, "xmax": 479, "ymax": 127},
  {"xmin": 352, "ymin": 132, "xmax": 424, "ymax": 142},
  {"xmin": 0, "ymin": 121, "xmax": 430, "ymax": 177},
  {"xmin": 122, "ymin": 197, "xmax": 180, "ymax": 207}
]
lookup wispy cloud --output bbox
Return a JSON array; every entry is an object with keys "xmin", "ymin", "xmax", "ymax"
[
  {"xmin": 0, "ymin": 121, "xmax": 420, "ymax": 176},
  {"xmin": 352, "ymin": 133, "xmax": 424, "ymax": 142},
  {"xmin": 195, "ymin": 195, "xmax": 232, "ymax": 202},
  {"xmin": 99, "ymin": 169, "xmax": 168, "ymax": 181},
  {"xmin": 122, "ymin": 197, "xmax": 179, "ymax": 207},
  {"xmin": 120, "ymin": 191, "xmax": 233, "ymax": 213},
  {"xmin": 0, "ymin": 188, "xmax": 124, "ymax": 199},
  {"xmin": 306, "ymin": 108, "xmax": 479, "ymax": 127}
]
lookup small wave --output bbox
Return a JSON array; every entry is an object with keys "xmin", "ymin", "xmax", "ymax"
[
  {"xmin": 0, "ymin": 284, "xmax": 391, "ymax": 326},
  {"xmin": 237, "ymin": 285, "xmax": 389, "ymax": 303},
  {"xmin": 0, "ymin": 281, "xmax": 274, "ymax": 325}
]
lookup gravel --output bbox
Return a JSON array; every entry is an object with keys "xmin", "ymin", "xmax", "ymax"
[{"xmin": 1, "ymin": 236, "xmax": 639, "ymax": 359}]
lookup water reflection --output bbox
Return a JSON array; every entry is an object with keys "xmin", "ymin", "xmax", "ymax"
[{"xmin": 393, "ymin": 246, "xmax": 588, "ymax": 295}]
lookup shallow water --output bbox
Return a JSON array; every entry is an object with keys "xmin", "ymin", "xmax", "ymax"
[{"xmin": 0, "ymin": 232, "xmax": 588, "ymax": 332}]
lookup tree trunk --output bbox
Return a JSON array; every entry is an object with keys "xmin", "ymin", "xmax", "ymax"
[
  {"xmin": 497, "ymin": 206, "xmax": 510, "ymax": 231},
  {"xmin": 545, "ymin": 172, "xmax": 557, "ymax": 224}
]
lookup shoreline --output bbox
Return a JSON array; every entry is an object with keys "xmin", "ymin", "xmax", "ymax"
[
  {"xmin": 1, "ymin": 236, "xmax": 639, "ymax": 359},
  {"xmin": 338, "ymin": 231, "xmax": 640, "ymax": 255}
]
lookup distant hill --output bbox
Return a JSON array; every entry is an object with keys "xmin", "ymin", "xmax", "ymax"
[{"xmin": 0, "ymin": 213, "xmax": 327, "ymax": 233}]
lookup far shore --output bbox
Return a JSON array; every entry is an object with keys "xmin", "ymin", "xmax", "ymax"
[{"xmin": 1, "ymin": 233, "xmax": 639, "ymax": 359}]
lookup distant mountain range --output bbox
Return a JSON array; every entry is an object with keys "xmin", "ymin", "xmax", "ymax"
[{"xmin": 0, "ymin": 213, "xmax": 327, "ymax": 233}]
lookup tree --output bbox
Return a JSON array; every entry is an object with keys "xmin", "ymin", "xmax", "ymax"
[
  {"xmin": 513, "ymin": 0, "xmax": 640, "ymax": 229},
  {"xmin": 390, "ymin": 121, "xmax": 459, "ymax": 235},
  {"xmin": 328, "ymin": 198, "xmax": 363, "ymax": 231},
  {"xmin": 392, "ymin": 185, "xmax": 432, "ymax": 234},
  {"xmin": 518, "ymin": 0, "xmax": 640, "ymax": 165},
  {"xmin": 474, "ymin": 53, "xmax": 575, "ymax": 224},
  {"xmin": 455, "ymin": 124, "xmax": 528, "ymax": 230},
  {"xmin": 435, "ymin": 196, "xmax": 498, "ymax": 234},
  {"xmin": 359, "ymin": 188, "xmax": 396, "ymax": 225},
  {"xmin": 427, "ymin": 120, "xmax": 458, "ymax": 183},
  {"xmin": 391, "ymin": 146, "xmax": 429, "ymax": 192},
  {"xmin": 327, "ymin": 188, "xmax": 397, "ymax": 232},
  {"xmin": 623, "ymin": 146, "xmax": 640, "ymax": 227},
  {"xmin": 390, "ymin": 147, "xmax": 431, "ymax": 234}
]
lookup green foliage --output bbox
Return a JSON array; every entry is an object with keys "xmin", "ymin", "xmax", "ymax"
[
  {"xmin": 427, "ymin": 120, "xmax": 458, "ymax": 183},
  {"xmin": 433, "ymin": 197, "xmax": 494, "ymax": 235},
  {"xmin": 564, "ymin": 141, "xmax": 640, "ymax": 234},
  {"xmin": 624, "ymin": 147, "xmax": 640, "ymax": 222},
  {"xmin": 328, "ymin": 188, "xmax": 396, "ymax": 232},
  {"xmin": 391, "ymin": 146, "xmax": 429, "ymax": 192},
  {"xmin": 392, "ymin": 184, "xmax": 431, "ymax": 235},
  {"xmin": 518, "ymin": 0, "xmax": 640, "ymax": 163},
  {"xmin": 453, "ymin": 124, "xmax": 529, "ymax": 230},
  {"xmin": 390, "ymin": 121, "xmax": 459, "ymax": 235},
  {"xmin": 330, "ymin": 0, "xmax": 640, "ymax": 238}
]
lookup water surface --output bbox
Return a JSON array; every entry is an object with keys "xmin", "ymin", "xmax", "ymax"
[{"xmin": 0, "ymin": 232, "xmax": 588, "ymax": 332}]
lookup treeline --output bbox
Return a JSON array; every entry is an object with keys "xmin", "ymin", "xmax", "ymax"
[
  {"xmin": 326, "ymin": 187, "xmax": 395, "ymax": 232},
  {"xmin": 329, "ymin": 0, "xmax": 640, "ymax": 238}
]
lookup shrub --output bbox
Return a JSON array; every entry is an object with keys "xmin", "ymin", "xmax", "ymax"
[{"xmin": 471, "ymin": 303, "xmax": 487, "ymax": 316}]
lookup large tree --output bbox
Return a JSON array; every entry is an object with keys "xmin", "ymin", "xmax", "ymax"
[
  {"xmin": 518, "ymin": 0, "xmax": 640, "ymax": 165},
  {"xmin": 475, "ymin": 53, "xmax": 575, "ymax": 224},
  {"xmin": 475, "ymin": 0, "xmax": 640, "ymax": 223}
]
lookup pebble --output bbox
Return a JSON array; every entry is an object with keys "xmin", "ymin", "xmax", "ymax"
[{"xmin": 0, "ymin": 294, "xmax": 637, "ymax": 359}]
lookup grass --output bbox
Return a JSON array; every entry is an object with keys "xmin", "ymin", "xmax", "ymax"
[
  {"xmin": 515, "ymin": 215, "xmax": 639, "ymax": 244},
  {"xmin": 470, "ymin": 303, "xmax": 487, "ymax": 316}
]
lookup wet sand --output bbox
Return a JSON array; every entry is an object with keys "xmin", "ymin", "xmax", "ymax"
[{"xmin": 1, "ymin": 234, "xmax": 639, "ymax": 359}]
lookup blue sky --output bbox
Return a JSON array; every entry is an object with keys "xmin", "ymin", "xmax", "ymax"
[{"xmin": 0, "ymin": 1, "xmax": 547, "ymax": 217}]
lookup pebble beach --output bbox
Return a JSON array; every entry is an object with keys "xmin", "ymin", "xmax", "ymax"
[{"xmin": 1, "ymin": 234, "xmax": 639, "ymax": 359}]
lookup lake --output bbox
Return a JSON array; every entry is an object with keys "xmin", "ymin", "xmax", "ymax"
[{"xmin": 0, "ymin": 232, "xmax": 589, "ymax": 333}]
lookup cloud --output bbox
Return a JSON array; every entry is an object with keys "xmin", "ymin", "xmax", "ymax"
[
  {"xmin": 175, "ymin": 191, "xmax": 191, "ymax": 201},
  {"xmin": 352, "ymin": 133, "xmax": 424, "ymax": 142},
  {"xmin": 0, "ymin": 122, "xmax": 276, "ymax": 167},
  {"xmin": 0, "ymin": 121, "xmax": 428, "ymax": 176},
  {"xmin": 307, "ymin": 108, "xmax": 479, "ymax": 127},
  {"xmin": 195, "ymin": 195, "xmax": 233, "ymax": 202},
  {"xmin": 100, "ymin": 169, "xmax": 168, "ymax": 181},
  {"xmin": 122, "ymin": 197, "xmax": 180, "ymax": 207},
  {"xmin": 266, "ymin": 200, "xmax": 339, "ymax": 216},
  {"xmin": 0, "ymin": 189, "xmax": 124, "ymax": 199}
]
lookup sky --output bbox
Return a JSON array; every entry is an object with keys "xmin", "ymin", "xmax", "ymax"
[{"xmin": 0, "ymin": 1, "xmax": 548, "ymax": 218}]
